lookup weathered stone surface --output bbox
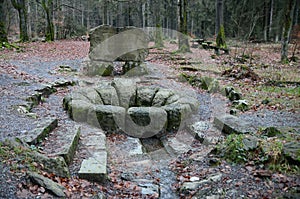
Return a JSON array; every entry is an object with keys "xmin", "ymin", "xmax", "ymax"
[
  {"xmin": 162, "ymin": 137, "xmax": 192, "ymax": 155},
  {"xmin": 181, "ymin": 180, "xmax": 209, "ymax": 191},
  {"xmin": 136, "ymin": 86, "xmax": 159, "ymax": 107},
  {"xmin": 112, "ymin": 78, "xmax": 137, "ymax": 109},
  {"xmin": 32, "ymin": 152, "xmax": 70, "ymax": 178},
  {"xmin": 83, "ymin": 60, "xmax": 114, "ymax": 76},
  {"xmin": 283, "ymin": 142, "xmax": 300, "ymax": 164},
  {"xmin": 68, "ymin": 100, "xmax": 93, "ymax": 122},
  {"xmin": 126, "ymin": 137, "xmax": 144, "ymax": 155},
  {"xmin": 78, "ymin": 151, "xmax": 107, "ymax": 182},
  {"xmin": 52, "ymin": 126, "xmax": 81, "ymax": 165},
  {"xmin": 242, "ymin": 135, "xmax": 258, "ymax": 151},
  {"xmin": 64, "ymin": 80, "xmax": 199, "ymax": 137},
  {"xmin": 81, "ymin": 133, "xmax": 106, "ymax": 151},
  {"xmin": 28, "ymin": 172, "xmax": 66, "ymax": 197},
  {"xmin": 20, "ymin": 117, "xmax": 58, "ymax": 145},
  {"xmin": 95, "ymin": 84, "xmax": 119, "ymax": 106},
  {"xmin": 78, "ymin": 87, "xmax": 103, "ymax": 104},
  {"xmin": 174, "ymin": 96, "xmax": 200, "ymax": 111},
  {"xmin": 124, "ymin": 62, "xmax": 149, "ymax": 77},
  {"xmin": 213, "ymin": 114, "xmax": 255, "ymax": 134},
  {"xmin": 165, "ymin": 94, "xmax": 180, "ymax": 105},
  {"xmin": 139, "ymin": 182, "xmax": 160, "ymax": 196},
  {"xmin": 89, "ymin": 25, "xmax": 149, "ymax": 62},
  {"xmin": 152, "ymin": 88, "xmax": 174, "ymax": 107},
  {"xmin": 92, "ymin": 105, "xmax": 126, "ymax": 132},
  {"xmin": 125, "ymin": 107, "xmax": 167, "ymax": 138},
  {"xmin": 163, "ymin": 103, "xmax": 192, "ymax": 131},
  {"xmin": 63, "ymin": 92, "xmax": 89, "ymax": 110}
]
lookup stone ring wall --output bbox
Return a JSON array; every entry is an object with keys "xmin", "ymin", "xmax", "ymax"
[{"xmin": 63, "ymin": 79, "xmax": 199, "ymax": 138}]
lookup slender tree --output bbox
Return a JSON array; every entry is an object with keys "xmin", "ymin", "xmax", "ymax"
[
  {"xmin": 11, "ymin": 0, "xmax": 29, "ymax": 41},
  {"xmin": 215, "ymin": 0, "xmax": 227, "ymax": 54},
  {"xmin": 37, "ymin": 0, "xmax": 54, "ymax": 41},
  {"xmin": 281, "ymin": 0, "xmax": 296, "ymax": 63},
  {"xmin": 0, "ymin": 0, "xmax": 8, "ymax": 43},
  {"xmin": 178, "ymin": 0, "xmax": 190, "ymax": 52}
]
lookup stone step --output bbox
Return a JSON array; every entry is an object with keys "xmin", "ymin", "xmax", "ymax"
[
  {"xmin": 213, "ymin": 114, "xmax": 256, "ymax": 134},
  {"xmin": 78, "ymin": 151, "xmax": 107, "ymax": 183},
  {"xmin": 19, "ymin": 117, "xmax": 58, "ymax": 145},
  {"xmin": 38, "ymin": 125, "xmax": 81, "ymax": 165},
  {"xmin": 78, "ymin": 129, "xmax": 107, "ymax": 182}
]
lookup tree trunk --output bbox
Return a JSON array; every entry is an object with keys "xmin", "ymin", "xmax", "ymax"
[
  {"xmin": 103, "ymin": 0, "xmax": 108, "ymax": 25},
  {"xmin": 215, "ymin": 0, "xmax": 223, "ymax": 35},
  {"xmin": 281, "ymin": 0, "xmax": 296, "ymax": 63},
  {"xmin": 0, "ymin": 0, "xmax": 8, "ymax": 43},
  {"xmin": 263, "ymin": 0, "xmax": 269, "ymax": 41},
  {"xmin": 178, "ymin": 0, "xmax": 190, "ymax": 52},
  {"xmin": 41, "ymin": 0, "xmax": 54, "ymax": 41},
  {"xmin": 268, "ymin": 0, "xmax": 274, "ymax": 40},
  {"xmin": 11, "ymin": 0, "xmax": 29, "ymax": 41}
]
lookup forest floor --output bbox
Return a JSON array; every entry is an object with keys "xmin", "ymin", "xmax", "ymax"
[{"xmin": 0, "ymin": 39, "xmax": 299, "ymax": 198}]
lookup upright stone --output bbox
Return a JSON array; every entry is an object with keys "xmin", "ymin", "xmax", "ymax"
[
  {"xmin": 87, "ymin": 25, "xmax": 149, "ymax": 76},
  {"xmin": 112, "ymin": 78, "xmax": 137, "ymax": 109}
]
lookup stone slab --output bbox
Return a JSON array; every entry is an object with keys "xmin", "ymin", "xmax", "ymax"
[
  {"xmin": 78, "ymin": 151, "xmax": 107, "ymax": 182},
  {"xmin": 40, "ymin": 125, "xmax": 81, "ymax": 165},
  {"xmin": 162, "ymin": 137, "xmax": 192, "ymax": 156},
  {"xmin": 20, "ymin": 117, "xmax": 58, "ymax": 145},
  {"xmin": 213, "ymin": 114, "xmax": 255, "ymax": 134}
]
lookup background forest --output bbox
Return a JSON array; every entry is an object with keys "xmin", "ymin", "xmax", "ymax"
[{"xmin": 0, "ymin": 0, "xmax": 299, "ymax": 43}]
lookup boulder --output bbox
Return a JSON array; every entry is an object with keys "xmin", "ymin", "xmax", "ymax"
[
  {"xmin": 213, "ymin": 114, "xmax": 255, "ymax": 134},
  {"xmin": 78, "ymin": 87, "xmax": 103, "ymax": 104},
  {"xmin": 95, "ymin": 84, "xmax": 119, "ymax": 106},
  {"xmin": 163, "ymin": 103, "xmax": 192, "ymax": 131},
  {"xmin": 136, "ymin": 86, "xmax": 159, "ymax": 107},
  {"xmin": 68, "ymin": 100, "xmax": 93, "ymax": 122},
  {"xmin": 125, "ymin": 107, "xmax": 167, "ymax": 138},
  {"xmin": 83, "ymin": 60, "xmax": 114, "ymax": 76},
  {"xmin": 112, "ymin": 78, "xmax": 137, "ymax": 109},
  {"xmin": 89, "ymin": 25, "xmax": 149, "ymax": 62},
  {"xmin": 152, "ymin": 88, "xmax": 174, "ymax": 107},
  {"xmin": 92, "ymin": 105, "xmax": 126, "ymax": 133},
  {"xmin": 283, "ymin": 142, "xmax": 300, "ymax": 164},
  {"xmin": 174, "ymin": 96, "xmax": 200, "ymax": 111}
]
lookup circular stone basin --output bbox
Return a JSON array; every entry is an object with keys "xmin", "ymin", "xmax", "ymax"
[{"xmin": 63, "ymin": 78, "xmax": 199, "ymax": 138}]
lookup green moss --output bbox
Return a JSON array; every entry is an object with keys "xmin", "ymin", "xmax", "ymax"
[{"xmin": 216, "ymin": 25, "xmax": 227, "ymax": 49}]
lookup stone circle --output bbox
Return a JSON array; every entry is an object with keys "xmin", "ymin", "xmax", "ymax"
[{"xmin": 63, "ymin": 79, "xmax": 199, "ymax": 138}]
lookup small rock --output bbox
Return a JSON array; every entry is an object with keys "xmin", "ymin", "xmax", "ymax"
[
  {"xmin": 208, "ymin": 173, "xmax": 222, "ymax": 182},
  {"xmin": 283, "ymin": 141, "xmax": 300, "ymax": 164},
  {"xmin": 228, "ymin": 90, "xmax": 242, "ymax": 101},
  {"xmin": 242, "ymin": 135, "xmax": 258, "ymax": 151},
  {"xmin": 28, "ymin": 172, "xmax": 66, "ymax": 197},
  {"xmin": 190, "ymin": 176, "xmax": 200, "ymax": 182}
]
